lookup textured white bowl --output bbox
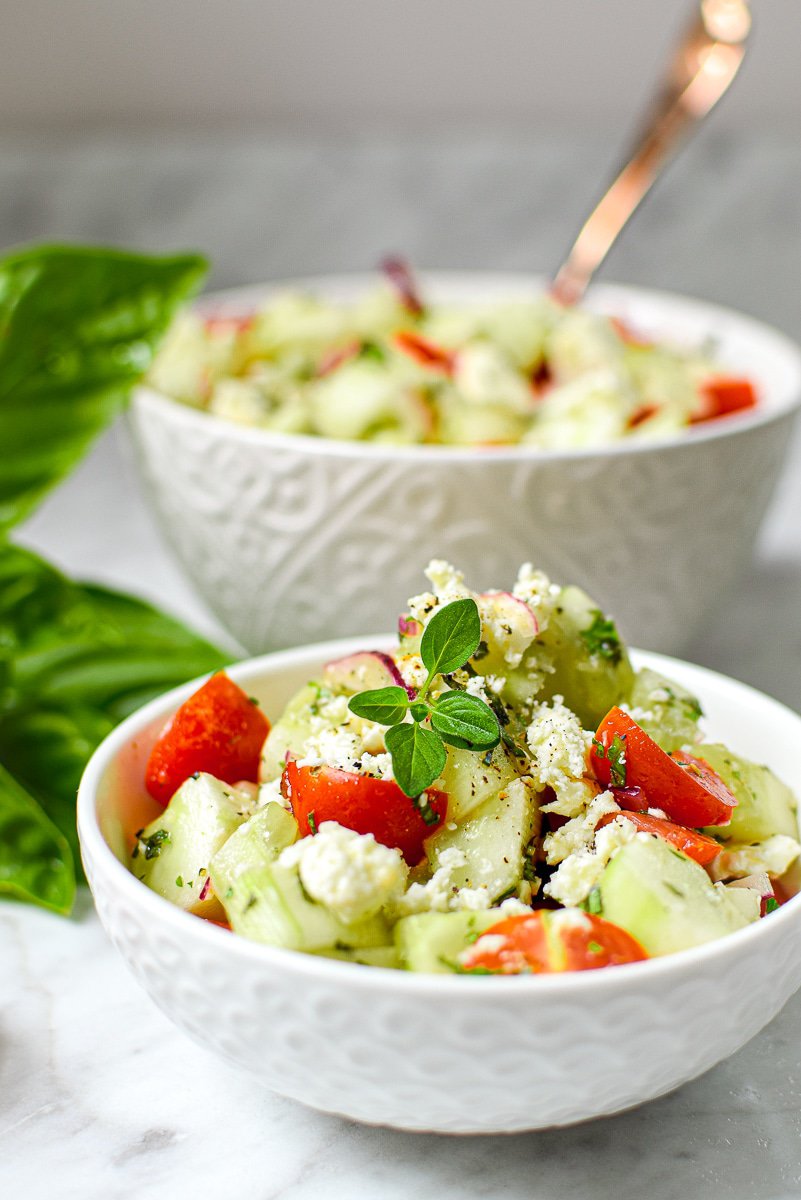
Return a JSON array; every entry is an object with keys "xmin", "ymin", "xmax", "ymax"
[
  {"xmin": 78, "ymin": 640, "xmax": 801, "ymax": 1135},
  {"xmin": 128, "ymin": 273, "xmax": 801, "ymax": 656}
]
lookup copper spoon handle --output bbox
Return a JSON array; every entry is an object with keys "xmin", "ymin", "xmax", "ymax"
[{"xmin": 551, "ymin": 0, "xmax": 752, "ymax": 306}]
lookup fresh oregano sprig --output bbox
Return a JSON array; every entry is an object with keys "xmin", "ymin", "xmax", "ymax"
[{"xmin": 348, "ymin": 597, "xmax": 501, "ymax": 797}]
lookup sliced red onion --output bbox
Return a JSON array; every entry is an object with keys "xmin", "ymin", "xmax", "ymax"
[
  {"xmin": 380, "ymin": 256, "xmax": 425, "ymax": 317},
  {"xmin": 612, "ymin": 786, "xmax": 647, "ymax": 811},
  {"xmin": 198, "ymin": 876, "xmax": 211, "ymax": 902},
  {"xmin": 398, "ymin": 614, "xmax": 423, "ymax": 639},
  {"xmin": 477, "ymin": 591, "xmax": 539, "ymax": 638},
  {"xmin": 323, "ymin": 650, "xmax": 416, "ymax": 699}
]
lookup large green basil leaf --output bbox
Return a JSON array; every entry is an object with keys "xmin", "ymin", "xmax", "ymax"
[
  {"xmin": 0, "ymin": 244, "xmax": 206, "ymax": 532},
  {"xmin": 0, "ymin": 761, "xmax": 75, "ymax": 915},
  {"xmin": 0, "ymin": 543, "xmax": 233, "ymax": 897}
]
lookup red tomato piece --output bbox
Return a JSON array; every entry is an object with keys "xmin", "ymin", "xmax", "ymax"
[
  {"xmin": 393, "ymin": 330, "xmax": 454, "ymax": 374},
  {"xmin": 281, "ymin": 762, "xmax": 446, "ymax": 865},
  {"xmin": 693, "ymin": 376, "xmax": 758, "ymax": 422},
  {"xmin": 461, "ymin": 911, "xmax": 647, "ymax": 975},
  {"xmin": 590, "ymin": 707, "xmax": 737, "ymax": 827},
  {"xmin": 596, "ymin": 810, "xmax": 721, "ymax": 866},
  {"xmin": 145, "ymin": 673, "xmax": 270, "ymax": 807}
]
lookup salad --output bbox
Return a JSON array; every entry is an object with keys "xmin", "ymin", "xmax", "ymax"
[
  {"xmin": 131, "ymin": 561, "xmax": 799, "ymax": 975},
  {"xmin": 148, "ymin": 261, "xmax": 758, "ymax": 450}
]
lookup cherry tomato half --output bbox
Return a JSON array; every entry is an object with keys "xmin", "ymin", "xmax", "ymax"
[
  {"xmin": 145, "ymin": 673, "xmax": 270, "ymax": 807},
  {"xmin": 282, "ymin": 762, "xmax": 447, "ymax": 865},
  {"xmin": 590, "ymin": 707, "xmax": 737, "ymax": 827},
  {"xmin": 461, "ymin": 911, "xmax": 647, "ymax": 975}
]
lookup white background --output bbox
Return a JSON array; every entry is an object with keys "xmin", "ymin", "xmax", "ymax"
[{"xmin": 1, "ymin": 0, "xmax": 799, "ymax": 133}]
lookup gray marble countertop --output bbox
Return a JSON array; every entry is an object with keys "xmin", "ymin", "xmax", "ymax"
[{"xmin": 2, "ymin": 131, "xmax": 801, "ymax": 1198}]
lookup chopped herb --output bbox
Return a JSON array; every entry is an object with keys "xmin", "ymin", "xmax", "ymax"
[
  {"xmin": 586, "ymin": 886, "xmax": 603, "ymax": 915},
  {"xmin": 359, "ymin": 340, "xmax": 386, "ymax": 362},
  {"xmin": 244, "ymin": 894, "xmax": 258, "ymax": 912},
  {"xmin": 413, "ymin": 792, "xmax": 439, "ymax": 827},
  {"xmin": 135, "ymin": 828, "xmax": 171, "ymax": 861},
  {"xmin": 224, "ymin": 887, "xmax": 233, "ymax": 899},
  {"xmin": 593, "ymin": 733, "xmax": 627, "ymax": 787},
  {"xmin": 588, "ymin": 940, "xmax": 603, "ymax": 954},
  {"xmin": 495, "ymin": 886, "xmax": 517, "ymax": 904},
  {"xmin": 523, "ymin": 858, "xmax": 539, "ymax": 883},
  {"xmin": 580, "ymin": 611, "xmax": 623, "ymax": 665},
  {"xmin": 472, "ymin": 640, "xmax": 490, "ymax": 661},
  {"xmin": 248, "ymin": 695, "xmax": 260, "ymax": 706},
  {"xmin": 175, "ymin": 875, "xmax": 184, "ymax": 887},
  {"xmin": 765, "ymin": 896, "xmax": 780, "ymax": 914},
  {"xmin": 664, "ymin": 882, "xmax": 685, "ymax": 898},
  {"xmin": 482, "ymin": 749, "xmax": 495, "ymax": 767},
  {"xmin": 682, "ymin": 696, "xmax": 704, "ymax": 721},
  {"xmin": 308, "ymin": 810, "xmax": 318, "ymax": 836}
]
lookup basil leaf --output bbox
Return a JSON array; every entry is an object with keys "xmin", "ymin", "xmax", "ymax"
[
  {"xmin": 430, "ymin": 691, "xmax": 501, "ymax": 751},
  {"xmin": 385, "ymin": 722, "xmax": 447, "ymax": 798},
  {"xmin": 0, "ymin": 543, "xmax": 232, "ymax": 896},
  {"xmin": 419, "ymin": 598, "xmax": 482, "ymax": 677},
  {"xmin": 0, "ymin": 762, "xmax": 75, "ymax": 915},
  {"xmin": 2, "ymin": 545, "xmax": 231, "ymax": 722},
  {"xmin": 0, "ymin": 244, "xmax": 206, "ymax": 532},
  {"xmin": 347, "ymin": 686, "xmax": 409, "ymax": 727}
]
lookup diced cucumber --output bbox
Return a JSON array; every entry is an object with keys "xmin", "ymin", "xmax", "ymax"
[
  {"xmin": 394, "ymin": 909, "xmax": 509, "ymax": 973},
  {"xmin": 314, "ymin": 945, "xmax": 401, "ymax": 969},
  {"xmin": 627, "ymin": 667, "xmax": 703, "ymax": 752},
  {"xmin": 720, "ymin": 885, "xmax": 761, "ymax": 923},
  {"xmin": 698, "ymin": 745, "xmax": 799, "ymax": 844},
  {"xmin": 260, "ymin": 682, "xmax": 323, "ymax": 780},
  {"xmin": 132, "ymin": 773, "xmax": 248, "ymax": 916},
  {"xmin": 218, "ymin": 861, "xmax": 390, "ymax": 952},
  {"xmin": 424, "ymin": 777, "xmax": 539, "ymax": 901},
  {"xmin": 508, "ymin": 586, "xmax": 634, "ymax": 727},
  {"xmin": 437, "ymin": 740, "xmax": 522, "ymax": 823},
  {"xmin": 598, "ymin": 835, "xmax": 755, "ymax": 956},
  {"xmin": 209, "ymin": 802, "xmax": 298, "ymax": 894}
]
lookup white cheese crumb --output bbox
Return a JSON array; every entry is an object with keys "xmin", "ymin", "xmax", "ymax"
[
  {"xmin": 712, "ymin": 835, "xmax": 801, "ymax": 881},
  {"xmin": 545, "ymin": 818, "xmax": 640, "ymax": 907},
  {"xmin": 543, "ymin": 791, "xmax": 620, "ymax": 865},
  {"xmin": 525, "ymin": 696, "xmax": 596, "ymax": 818},
  {"xmin": 279, "ymin": 821, "xmax": 407, "ymax": 923},
  {"xmin": 257, "ymin": 778, "xmax": 291, "ymax": 811}
]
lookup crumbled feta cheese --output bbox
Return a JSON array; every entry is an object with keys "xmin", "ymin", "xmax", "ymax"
[
  {"xmin": 360, "ymin": 751, "xmax": 394, "ymax": 781},
  {"xmin": 471, "ymin": 933, "xmax": 508, "ymax": 956},
  {"xmin": 279, "ymin": 821, "xmax": 407, "ymax": 923},
  {"xmin": 512, "ymin": 563, "xmax": 559, "ymax": 635},
  {"xmin": 395, "ymin": 652, "xmax": 428, "ymax": 691},
  {"xmin": 549, "ymin": 908, "xmax": 593, "ymax": 933},
  {"xmin": 526, "ymin": 696, "xmax": 596, "ymax": 817},
  {"xmin": 392, "ymin": 844, "xmax": 493, "ymax": 916},
  {"xmin": 296, "ymin": 726, "xmax": 362, "ymax": 771},
  {"xmin": 545, "ymin": 818, "xmax": 639, "ymax": 907},
  {"xmin": 498, "ymin": 896, "xmax": 533, "ymax": 917},
  {"xmin": 465, "ymin": 675, "xmax": 490, "ymax": 701},
  {"xmin": 543, "ymin": 791, "xmax": 619, "ymax": 865},
  {"xmin": 425, "ymin": 559, "xmax": 470, "ymax": 601},
  {"xmin": 713, "ymin": 835, "xmax": 801, "ymax": 881}
]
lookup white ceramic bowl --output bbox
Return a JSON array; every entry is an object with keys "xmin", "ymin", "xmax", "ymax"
[
  {"xmin": 78, "ymin": 639, "xmax": 801, "ymax": 1135},
  {"xmin": 128, "ymin": 273, "xmax": 801, "ymax": 656}
]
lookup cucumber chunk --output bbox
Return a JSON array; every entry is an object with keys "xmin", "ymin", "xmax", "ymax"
[
  {"xmin": 598, "ymin": 835, "xmax": 755, "ymax": 956},
  {"xmin": 260, "ymin": 682, "xmax": 324, "ymax": 780},
  {"xmin": 437, "ymin": 740, "xmax": 522, "ymax": 823},
  {"xmin": 507, "ymin": 586, "xmax": 634, "ymax": 726},
  {"xmin": 627, "ymin": 667, "xmax": 703, "ymax": 753},
  {"xmin": 209, "ymin": 802, "xmax": 298, "ymax": 892},
  {"xmin": 216, "ymin": 860, "xmax": 390, "ymax": 951},
  {"xmin": 132, "ymin": 773, "xmax": 248, "ymax": 916},
  {"xmin": 314, "ymin": 945, "xmax": 401, "ymax": 969},
  {"xmin": 424, "ymin": 777, "xmax": 539, "ymax": 902},
  {"xmin": 698, "ymin": 745, "xmax": 799, "ymax": 844},
  {"xmin": 395, "ymin": 909, "xmax": 509, "ymax": 973}
]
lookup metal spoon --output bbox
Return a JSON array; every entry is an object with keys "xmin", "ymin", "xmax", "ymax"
[{"xmin": 551, "ymin": 0, "xmax": 752, "ymax": 306}]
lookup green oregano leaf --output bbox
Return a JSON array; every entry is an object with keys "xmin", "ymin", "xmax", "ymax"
[
  {"xmin": 348, "ymin": 686, "xmax": 409, "ymax": 726},
  {"xmin": 429, "ymin": 691, "xmax": 500, "ymax": 751},
  {"xmin": 385, "ymin": 722, "xmax": 447, "ymax": 797},
  {"xmin": 420, "ymin": 597, "xmax": 482, "ymax": 677}
]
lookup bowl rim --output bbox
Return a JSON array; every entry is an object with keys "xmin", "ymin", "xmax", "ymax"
[
  {"xmin": 78, "ymin": 635, "xmax": 801, "ymax": 998},
  {"xmin": 133, "ymin": 270, "xmax": 801, "ymax": 463}
]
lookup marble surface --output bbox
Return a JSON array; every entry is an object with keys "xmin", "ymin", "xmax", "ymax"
[{"xmin": 2, "ymin": 130, "xmax": 801, "ymax": 1198}]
